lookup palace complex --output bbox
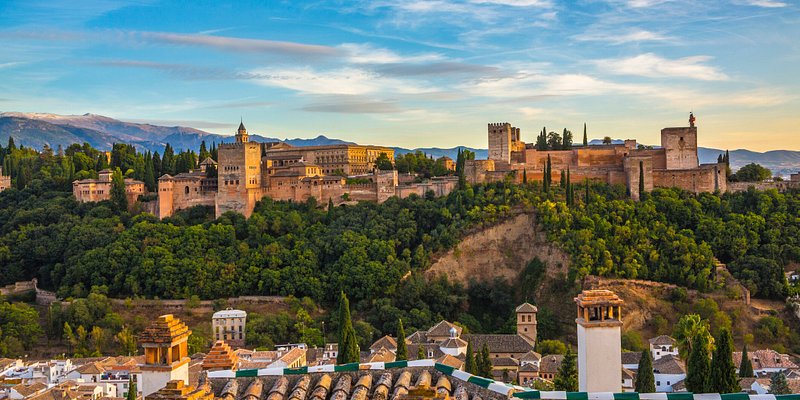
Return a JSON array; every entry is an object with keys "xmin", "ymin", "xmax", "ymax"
[
  {"xmin": 158, "ymin": 122, "xmax": 458, "ymax": 218},
  {"xmin": 465, "ymin": 115, "xmax": 728, "ymax": 199}
]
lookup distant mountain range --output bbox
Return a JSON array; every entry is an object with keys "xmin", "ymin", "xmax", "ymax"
[{"xmin": 1, "ymin": 112, "xmax": 797, "ymax": 176}]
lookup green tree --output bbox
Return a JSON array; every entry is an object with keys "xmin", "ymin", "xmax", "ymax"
[
  {"xmin": 375, "ymin": 153, "xmax": 393, "ymax": 171},
  {"xmin": 110, "ymin": 167, "xmax": 128, "ymax": 211},
  {"xmin": 127, "ymin": 375, "xmax": 137, "ymax": 400},
  {"xmin": 562, "ymin": 128, "xmax": 572, "ymax": 150},
  {"xmin": 673, "ymin": 314, "xmax": 712, "ymax": 360},
  {"xmin": 602, "ymin": 136, "xmax": 612, "ymax": 145},
  {"xmin": 522, "ymin": 169, "xmax": 527, "ymax": 184},
  {"xmin": 116, "ymin": 327, "xmax": 137, "ymax": 356},
  {"xmin": 635, "ymin": 349, "xmax": 655, "ymax": 393},
  {"xmin": 730, "ymin": 163, "xmax": 771, "ymax": 182},
  {"xmin": 395, "ymin": 319, "xmax": 407, "ymax": 361},
  {"xmin": 554, "ymin": 349, "xmax": 578, "ymax": 391},
  {"xmin": 769, "ymin": 371, "xmax": 790, "ymax": 394},
  {"xmin": 582, "ymin": 123, "xmax": 588, "ymax": 146},
  {"xmin": 417, "ymin": 345, "xmax": 425, "ymax": 360},
  {"xmin": 465, "ymin": 340, "xmax": 477, "ymax": 374},
  {"xmin": 739, "ymin": 343, "xmax": 754, "ymax": 377},
  {"xmin": 537, "ymin": 339, "xmax": 567, "ymax": 355},
  {"xmin": 638, "ymin": 160, "xmax": 645, "ymax": 199},
  {"xmin": 685, "ymin": 332, "xmax": 711, "ymax": 393},
  {"xmin": 143, "ymin": 151, "xmax": 155, "ymax": 192},
  {"xmin": 710, "ymin": 328, "xmax": 738, "ymax": 393},
  {"xmin": 336, "ymin": 292, "xmax": 359, "ymax": 364},
  {"xmin": 479, "ymin": 343, "xmax": 492, "ymax": 378}
]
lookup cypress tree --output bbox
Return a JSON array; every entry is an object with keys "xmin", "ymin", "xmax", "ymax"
[
  {"xmin": 686, "ymin": 333, "xmax": 711, "ymax": 393},
  {"xmin": 710, "ymin": 328, "xmax": 739, "ymax": 394},
  {"xmin": 479, "ymin": 343, "xmax": 493, "ymax": 378},
  {"xmin": 417, "ymin": 345, "xmax": 425, "ymax": 360},
  {"xmin": 199, "ymin": 140, "xmax": 210, "ymax": 160},
  {"xmin": 770, "ymin": 372, "xmax": 790, "ymax": 394},
  {"xmin": 635, "ymin": 349, "xmax": 656, "ymax": 393},
  {"xmin": 127, "ymin": 375, "xmax": 137, "ymax": 400},
  {"xmin": 566, "ymin": 169, "xmax": 573, "ymax": 206},
  {"xmin": 111, "ymin": 167, "xmax": 128, "ymax": 212},
  {"xmin": 544, "ymin": 155, "xmax": 551, "ymax": 191},
  {"xmin": 584, "ymin": 178, "xmax": 590, "ymax": 205},
  {"xmin": 7, "ymin": 137, "xmax": 16, "ymax": 151},
  {"xmin": 554, "ymin": 349, "xmax": 578, "ymax": 391},
  {"xmin": 560, "ymin": 170, "xmax": 566, "ymax": 188},
  {"xmin": 336, "ymin": 292, "xmax": 359, "ymax": 364},
  {"xmin": 522, "ymin": 169, "xmax": 527, "ymax": 184},
  {"xmin": 465, "ymin": 341, "xmax": 477, "ymax": 375},
  {"xmin": 583, "ymin": 123, "xmax": 588, "ymax": 146},
  {"xmin": 396, "ymin": 319, "xmax": 408, "ymax": 361},
  {"xmin": 739, "ymin": 343, "xmax": 754, "ymax": 378},
  {"xmin": 144, "ymin": 151, "xmax": 155, "ymax": 192},
  {"xmin": 638, "ymin": 160, "xmax": 645, "ymax": 200}
]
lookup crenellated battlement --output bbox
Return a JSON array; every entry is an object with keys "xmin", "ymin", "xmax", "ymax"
[{"xmin": 488, "ymin": 122, "xmax": 511, "ymax": 128}]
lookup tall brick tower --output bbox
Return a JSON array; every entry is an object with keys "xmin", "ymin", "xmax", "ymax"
[
  {"xmin": 216, "ymin": 121, "xmax": 263, "ymax": 217},
  {"xmin": 488, "ymin": 123, "xmax": 513, "ymax": 164}
]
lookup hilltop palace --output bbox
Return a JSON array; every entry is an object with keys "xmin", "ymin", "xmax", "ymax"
[
  {"xmin": 157, "ymin": 122, "xmax": 458, "ymax": 218},
  {"xmin": 465, "ymin": 114, "xmax": 728, "ymax": 199},
  {"xmin": 70, "ymin": 116, "xmax": 733, "ymax": 217}
]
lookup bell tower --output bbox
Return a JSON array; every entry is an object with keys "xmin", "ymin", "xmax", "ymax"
[
  {"xmin": 575, "ymin": 290, "xmax": 623, "ymax": 393},
  {"xmin": 138, "ymin": 314, "xmax": 192, "ymax": 397},
  {"xmin": 235, "ymin": 120, "xmax": 249, "ymax": 143},
  {"xmin": 515, "ymin": 302, "xmax": 538, "ymax": 346}
]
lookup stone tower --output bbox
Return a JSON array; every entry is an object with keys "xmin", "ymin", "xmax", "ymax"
[
  {"xmin": 515, "ymin": 302, "xmax": 538, "ymax": 346},
  {"xmin": 488, "ymin": 123, "xmax": 513, "ymax": 164},
  {"xmin": 661, "ymin": 124, "xmax": 698, "ymax": 170},
  {"xmin": 139, "ymin": 314, "xmax": 192, "ymax": 397},
  {"xmin": 235, "ymin": 120, "xmax": 249, "ymax": 143},
  {"xmin": 216, "ymin": 121, "xmax": 263, "ymax": 218},
  {"xmin": 575, "ymin": 290, "xmax": 623, "ymax": 393}
]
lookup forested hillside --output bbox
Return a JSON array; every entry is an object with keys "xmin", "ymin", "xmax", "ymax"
[{"xmin": 1, "ymin": 140, "xmax": 799, "ymax": 357}]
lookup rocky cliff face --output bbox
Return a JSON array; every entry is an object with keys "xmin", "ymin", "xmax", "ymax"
[{"xmin": 425, "ymin": 212, "xmax": 570, "ymax": 284}]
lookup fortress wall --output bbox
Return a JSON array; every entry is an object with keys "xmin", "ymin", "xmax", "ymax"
[
  {"xmin": 465, "ymin": 159, "xmax": 495, "ymax": 184},
  {"xmin": 728, "ymin": 180, "xmax": 800, "ymax": 192},
  {"xmin": 653, "ymin": 164, "xmax": 721, "ymax": 193},
  {"xmin": 624, "ymin": 157, "xmax": 654, "ymax": 201},
  {"xmin": 523, "ymin": 150, "xmax": 576, "ymax": 170},
  {"xmin": 575, "ymin": 147, "xmax": 627, "ymax": 168},
  {"xmin": 628, "ymin": 149, "xmax": 667, "ymax": 169}
]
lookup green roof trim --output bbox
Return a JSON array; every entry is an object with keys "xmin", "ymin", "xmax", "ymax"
[{"xmin": 235, "ymin": 369, "xmax": 258, "ymax": 377}]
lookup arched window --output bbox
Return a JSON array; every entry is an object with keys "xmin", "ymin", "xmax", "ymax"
[{"xmin": 184, "ymin": 186, "xmax": 189, "ymax": 195}]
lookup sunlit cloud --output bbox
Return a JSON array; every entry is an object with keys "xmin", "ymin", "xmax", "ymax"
[
  {"xmin": 574, "ymin": 29, "xmax": 672, "ymax": 44},
  {"xmin": 592, "ymin": 53, "xmax": 729, "ymax": 81}
]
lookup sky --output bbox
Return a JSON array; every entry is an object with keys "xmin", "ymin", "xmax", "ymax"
[{"xmin": 0, "ymin": 0, "xmax": 798, "ymax": 151}]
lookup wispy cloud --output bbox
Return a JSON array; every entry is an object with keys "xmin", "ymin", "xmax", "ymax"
[
  {"xmin": 301, "ymin": 96, "xmax": 402, "ymax": 113},
  {"xmin": 248, "ymin": 67, "xmax": 435, "ymax": 96},
  {"xmin": 574, "ymin": 29, "xmax": 672, "ymax": 44},
  {"xmin": 469, "ymin": 0, "xmax": 553, "ymax": 7},
  {"xmin": 625, "ymin": 0, "xmax": 670, "ymax": 8},
  {"xmin": 339, "ymin": 43, "xmax": 442, "ymax": 64},
  {"xmin": 140, "ymin": 32, "xmax": 341, "ymax": 58},
  {"xmin": 592, "ymin": 53, "xmax": 729, "ymax": 81},
  {"xmin": 376, "ymin": 62, "xmax": 499, "ymax": 77},
  {"xmin": 743, "ymin": 0, "xmax": 787, "ymax": 7},
  {"xmin": 0, "ymin": 62, "xmax": 25, "ymax": 69}
]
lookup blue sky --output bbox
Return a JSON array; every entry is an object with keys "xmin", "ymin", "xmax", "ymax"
[{"xmin": 0, "ymin": 0, "xmax": 798, "ymax": 151}]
